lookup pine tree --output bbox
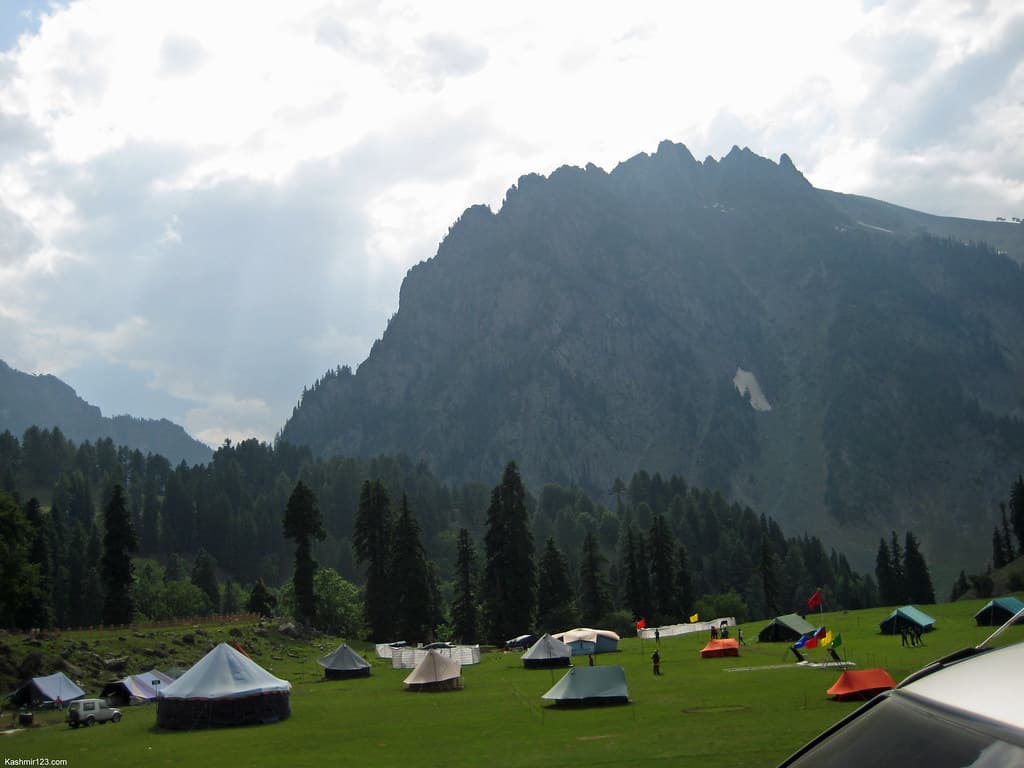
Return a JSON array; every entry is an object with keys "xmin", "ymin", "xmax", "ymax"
[
  {"xmin": 759, "ymin": 539, "xmax": 780, "ymax": 617},
  {"xmin": 903, "ymin": 531, "xmax": 935, "ymax": 604},
  {"xmin": 949, "ymin": 570, "xmax": 970, "ymax": 602},
  {"xmin": 247, "ymin": 577, "xmax": 277, "ymax": 617},
  {"xmin": 282, "ymin": 481, "xmax": 325, "ymax": 627},
  {"xmin": 578, "ymin": 530, "xmax": 610, "ymax": 625},
  {"xmin": 390, "ymin": 494, "xmax": 436, "ymax": 643},
  {"xmin": 24, "ymin": 497, "xmax": 54, "ymax": 628},
  {"xmin": 875, "ymin": 538, "xmax": 895, "ymax": 605},
  {"xmin": 537, "ymin": 538, "xmax": 575, "ymax": 631},
  {"xmin": 101, "ymin": 484, "xmax": 137, "ymax": 625},
  {"xmin": 993, "ymin": 526, "xmax": 1008, "ymax": 569},
  {"xmin": 620, "ymin": 523, "xmax": 650, "ymax": 621},
  {"xmin": 647, "ymin": 515, "xmax": 677, "ymax": 624},
  {"xmin": 483, "ymin": 462, "xmax": 536, "ymax": 643},
  {"xmin": 451, "ymin": 528, "xmax": 479, "ymax": 643},
  {"xmin": 1011, "ymin": 476, "xmax": 1024, "ymax": 554},
  {"xmin": 1001, "ymin": 502, "xmax": 1015, "ymax": 562},
  {"xmin": 675, "ymin": 543, "xmax": 695, "ymax": 618},
  {"xmin": 353, "ymin": 479, "xmax": 394, "ymax": 640},
  {"xmin": 889, "ymin": 532, "xmax": 906, "ymax": 603},
  {"xmin": 191, "ymin": 548, "xmax": 220, "ymax": 613},
  {"xmin": 0, "ymin": 492, "xmax": 45, "ymax": 630}
]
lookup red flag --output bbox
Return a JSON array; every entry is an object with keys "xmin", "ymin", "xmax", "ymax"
[
  {"xmin": 636, "ymin": 618, "xmax": 646, "ymax": 631},
  {"xmin": 806, "ymin": 589, "xmax": 822, "ymax": 611},
  {"xmin": 804, "ymin": 636, "xmax": 819, "ymax": 649}
]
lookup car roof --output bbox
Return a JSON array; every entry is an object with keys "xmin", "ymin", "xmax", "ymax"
[{"xmin": 899, "ymin": 640, "xmax": 1024, "ymax": 728}]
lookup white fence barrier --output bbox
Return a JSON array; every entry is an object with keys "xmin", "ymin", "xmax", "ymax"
[
  {"xmin": 390, "ymin": 645, "xmax": 482, "ymax": 669},
  {"xmin": 638, "ymin": 616, "xmax": 736, "ymax": 640}
]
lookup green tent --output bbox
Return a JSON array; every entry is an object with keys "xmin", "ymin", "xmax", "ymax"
[
  {"xmin": 541, "ymin": 666, "xmax": 628, "ymax": 706},
  {"xmin": 974, "ymin": 596, "xmax": 1024, "ymax": 626},
  {"xmin": 879, "ymin": 605, "xmax": 935, "ymax": 635},
  {"xmin": 758, "ymin": 614, "xmax": 815, "ymax": 643}
]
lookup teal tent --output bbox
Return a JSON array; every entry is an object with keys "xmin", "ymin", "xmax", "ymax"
[
  {"xmin": 758, "ymin": 614, "xmax": 815, "ymax": 643},
  {"xmin": 974, "ymin": 596, "xmax": 1024, "ymax": 626},
  {"xmin": 879, "ymin": 605, "xmax": 935, "ymax": 635},
  {"xmin": 541, "ymin": 666, "xmax": 628, "ymax": 706}
]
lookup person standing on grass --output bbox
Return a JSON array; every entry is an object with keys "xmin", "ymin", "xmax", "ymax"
[{"xmin": 652, "ymin": 649, "xmax": 661, "ymax": 675}]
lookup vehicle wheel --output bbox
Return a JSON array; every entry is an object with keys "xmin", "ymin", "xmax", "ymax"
[
  {"xmin": 111, "ymin": 713, "xmax": 121, "ymax": 723},
  {"xmin": 85, "ymin": 717, "xmax": 95, "ymax": 727}
]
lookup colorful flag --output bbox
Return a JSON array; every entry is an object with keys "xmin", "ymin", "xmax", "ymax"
[
  {"xmin": 690, "ymin": 613, "xmax": 699, "ymax": 623},
  {"xmin": 636, "ymin": 618, "xmax": 646, "ymax": 631},
  {"xmin": 793, "ymin": 634, "xmax": 808, "ymax": 649},
  {"xmin": 829, "ymin": 633, "xmax": 843, "ymax": 649},
  {"xmin": 822, "ymin": 630, "xmax": 833, "ymax": 647},
  {"xmin": 814, "ymin": 626, "xmax": 827, "ymax": 640},
  {"xmin": 806, "ymin": 589, "xmax": 823, "ymax": 611},
  {"xmin": 804, "ymin": 636, "xmax": 819, "ymax": 649}
]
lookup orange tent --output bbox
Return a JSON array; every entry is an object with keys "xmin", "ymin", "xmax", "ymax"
[
  {"xmin": 700, "ymin": 638, "xmax": 740, "ymax": 658},
  {"xmin": 826, "ymin": 669, "xmax": 896, "ymax": 700}
]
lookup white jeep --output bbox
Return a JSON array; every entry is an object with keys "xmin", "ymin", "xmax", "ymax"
[{"xmin": 66, "ymin": 698, "xmax": 122, "ymax": 727}]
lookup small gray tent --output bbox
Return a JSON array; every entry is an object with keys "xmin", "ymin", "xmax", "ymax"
[
  {"xmin": 522, "ymin": 634, "xmax": 571, "ymax": 669},
  {"xmin": 879, "ymin": 605, "xmax": 935, "ymax": 635},
  {"xmin": 101, "ymin": 669, "xmax": 175, "ymax": 705},
  {"xmin": 974, "ymin": 596, "xmax": 1024, "ymax": 626},
  {"xmin": 758, "ymin": 614, "xmax": 815, "ymax": 643},
  {"xmin": 317, "ymin": 644, "xmax": 371, "ymax": 679},
  {"xmin": 541, "ymin": 666, "xmax": 629, "ymax": 706}
]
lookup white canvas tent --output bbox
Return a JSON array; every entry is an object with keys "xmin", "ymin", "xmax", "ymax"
[
  {"xmin": 522, "ymin": 634, "xmax": 571, "ymax": 668},
  {"xmin": 101, "ymin": 669, "xmax": 175, "ymax": 705},
  {"xmin": 403, "ymin": 649, "xmax": 462, "ymax": 692},
  {"xmin": 156, "ymin": 643, "xmax": 291, "ymax": 729},
  {"xmin": 552, "ymin": 628, "xmax": 620, "ymax": 655},
  {"xmin": 9, "ymin": 672, "xmax": 85, "ymax": 708}
]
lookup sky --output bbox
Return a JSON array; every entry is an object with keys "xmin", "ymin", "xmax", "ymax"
[{"xmin": 1, "ymin": 1, "xmax": 1022, "ymax": 448}]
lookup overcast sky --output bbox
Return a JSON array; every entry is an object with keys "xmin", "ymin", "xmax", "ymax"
[{"xmin": 1, "ymin": 1, "xmax": 1021, "ymax": 448}]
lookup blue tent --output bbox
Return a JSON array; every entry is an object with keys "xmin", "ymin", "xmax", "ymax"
[
  {"xmin": 9, "ymin": 672, "xmax": 85, "ymax": 708},
  {"xmin": 879, "ymin": 605, "xmax": 935, "ymax": 635},
  {"xmin": 974, "ymin": 596, "xmax": 1024, "ymax": 626}
]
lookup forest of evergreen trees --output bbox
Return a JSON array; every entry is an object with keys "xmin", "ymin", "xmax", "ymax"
[{"xmin": 1, "ymin": 425, "xmax": 989, "ymax": 642}]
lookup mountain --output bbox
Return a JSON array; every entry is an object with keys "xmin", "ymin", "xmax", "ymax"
[
  {"xmin": 280, "ymin": 141, "xmax": 1024, "ymax": 582},
  {"xmin": 0, "ymin": 360, "xmax": 212, "ymax": 466}
]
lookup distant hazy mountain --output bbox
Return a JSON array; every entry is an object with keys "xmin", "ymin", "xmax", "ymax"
[
  {"xmin": 0, "ymin": 360, "xmax": 212, "ymax": 466},
  {"xmin": 280, "ymin": 141, "xmax": 1024, "ymax": 579}
]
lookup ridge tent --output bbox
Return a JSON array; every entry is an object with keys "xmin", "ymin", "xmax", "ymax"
[
  {"xmin": 9, "ymin": 672, "xmax": 84, "ymax": 708},
  {"xmin": 156, "ymin": 643, "xmax": 291, "ymax": 730},
  {"xmin": 700, "ymin": 638, "xmax": 740, "ymax": 658},
  {"xmin": 522, "ymin": 634, "xmax": 571, "ymax": 669},
  {"xmin": 826, "ymin": 668, "xmax": 896, "ymax": 701},
  {"xmin": 758, "ymin": 613, "xmax": 815, "ymax": 643},
  {"xmin": 101, "ymin": 669, "xmax": 175, "ymax": 706},
  {"xmin": 317, "ymin": 644, "xmax": 371, "ymax": 680},
  {"xmin": 541, "ymin": 665, "xmax": 629, "ymax": 706},
  {"xmin": 878, "ymin": 605, "xmax": 936, "ymax": 635},
  {"xmin": 552, "ymin": 628, "xmax": 620, "ymax": 655},
  {"xmin": 974, "ymin": 596, "xmax": 1024, "ymax": 626},
  {"xmin": 403, "ymin": 649, "xmax": 462, "ymax": 692}
]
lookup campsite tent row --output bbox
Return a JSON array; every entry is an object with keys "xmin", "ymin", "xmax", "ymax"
[
  {"xmin": 156, "ymin": 643, "xmax": 291, "ymax": 730},
  {"xmin": 391, "ymin": 645, "xmax": 481, "ymax": 669},
  {"xmin": 551, "ymin": 628, "xmax": 620, "ymax": 655}
]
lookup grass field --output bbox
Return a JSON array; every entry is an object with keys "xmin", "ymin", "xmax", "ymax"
[{"xmin": 2, "ymin": 597, "xmax": 1021, "ymax": 768}]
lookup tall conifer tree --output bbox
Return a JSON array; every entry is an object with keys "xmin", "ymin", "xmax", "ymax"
[
  {"xmin": 101, "ymin": 484, "xmax": 136, "ymax": 625},
  {"xmin": 390, "ymin": 494, "xmax": 435, "ymax": 642},
  {"xmin": 578, "ymin": 530, "xmax": 610, "ymax": 625},
  {"xmin": 282, "ymin": 481, "xmax": 325, "ymax": 627},
  {"xmin": 483, "ymin": 462, "xmax": 536, "ymax": 643},
  {"xmin": 537, "ymin": 538, "xmax": 574, "ymax": 631},
  {"xmin": 903, "ymin": 531, "xmax": 935, "ymax": 604},
  {"xmin": 647, "ymin": 515, "xmax": 677, "ymax": 624},
  {"xmin": 451, "ymin": 528, "xmax": 479, "ymax": 643},
  {"xmin": 353, "ymin": 479, "xmax": 394, "ymax": 640}
]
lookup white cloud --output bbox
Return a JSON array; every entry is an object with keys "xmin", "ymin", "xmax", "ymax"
[{"xmin": 0, "ymin": 0, "xmax": 1020, "ymax": 445}]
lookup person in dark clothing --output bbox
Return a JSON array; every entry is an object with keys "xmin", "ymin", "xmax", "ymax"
[{"xmin": 651, "ymin": 649, "xmax": 661, "ymax": 675}]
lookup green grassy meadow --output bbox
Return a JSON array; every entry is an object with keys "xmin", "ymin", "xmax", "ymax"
[{"xmin": 3, "ymin": 598, "xmax": 1020, "ymax": 768}]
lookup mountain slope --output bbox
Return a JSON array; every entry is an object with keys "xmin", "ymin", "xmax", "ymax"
[
  {"xmin": 0, "ymin": 360, "xmax": 212, "ymax": 466},
  {"xmin": 280, "ymin": 142, "xmax": 1024, "ymax": 579}
]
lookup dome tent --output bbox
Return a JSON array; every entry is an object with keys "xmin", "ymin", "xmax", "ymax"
[
  {"xmin": 317, "ymin": 644, "xmax": 372, "ymax": 680},
  {"xmin": 156, "ymin": 643, "xmax": 290, "ymax": 730}
]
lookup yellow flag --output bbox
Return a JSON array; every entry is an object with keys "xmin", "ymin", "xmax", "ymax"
[
  {"xmin": 690, "ymin": 613, "xmax": 699, "ymax": 623},
  {"xmin": 823, "ymin": 630, "xmax": 833, "ymax": 647}
]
